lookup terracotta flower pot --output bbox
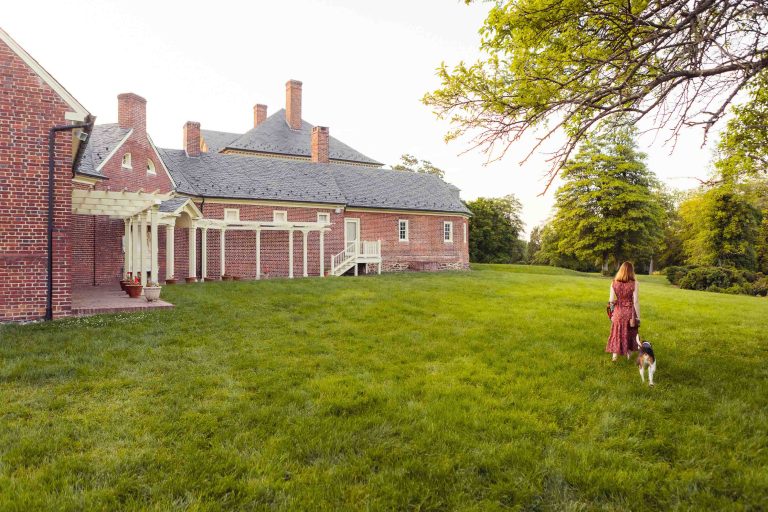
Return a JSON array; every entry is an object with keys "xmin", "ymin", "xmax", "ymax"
[
  {"xmin": 120, "ymin": 280, "xmax": 130, "ymax": 291},
  {"xmin": 165, "ymin": 278, "xmax": 177, "ymax": 285},
  {"xmin": 144, "ymin": 286, "xmax": 162, "ymax": 302},
  {"xmin": 185, "ymin": 277, "xmax": 197, "ymax": 283},
  {"xmin": 125, "ymin": 284, "xmax": 143, "ymax": 299}
]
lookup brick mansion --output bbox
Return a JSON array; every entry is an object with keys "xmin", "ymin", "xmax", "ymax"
[{"xmin": 0, "ymin": 28, "xmax": 470, "ymax": 322}]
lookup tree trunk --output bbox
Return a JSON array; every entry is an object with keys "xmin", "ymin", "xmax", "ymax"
[{"xmin": 649, "ymin": 256, "xmax": 654, "ymax": 274}]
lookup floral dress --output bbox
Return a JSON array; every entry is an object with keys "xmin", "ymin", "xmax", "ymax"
[{"xmin": 605, "ymin": 280, "xmax": 639, "ymax": 356}]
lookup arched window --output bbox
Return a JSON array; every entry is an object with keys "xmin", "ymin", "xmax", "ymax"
[
  {"xmin": 147, "ymin": 159, "xmax": 156, "ymax": 175},
  {"xmin": 121, "ymin": 152, "xmax": 132, "ymax": 169}
]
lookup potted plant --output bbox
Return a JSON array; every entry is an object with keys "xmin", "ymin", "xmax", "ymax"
[
  {"xmin": 125, "ymin": 277, "xmax": 143, "ymax": 299},
  {"xmin": 165, "ymin": 276, "xmax": 177, "ymax": 285},
  {"xmin": 144, "ymin": 281, "xmax": 162, "ymax": 302}
]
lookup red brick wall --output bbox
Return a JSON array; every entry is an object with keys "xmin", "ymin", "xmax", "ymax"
[
  {"xmin": 167, "ymin": 203, "xmax": 469, "ymax": 281},
  {"xmin": 350, "ymin": 211, "xmax": 470, "ymax": 272},
  {"xmin": 94, "ymin": 137, "xmax": 173, "ymax": 194},
  {"xmin": 0, "ymin": 39, "xmax": 77, "ymax": 322}
]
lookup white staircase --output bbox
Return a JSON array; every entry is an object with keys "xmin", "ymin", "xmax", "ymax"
[{"xmin": 330, "ymin": 240, "xmax": 382, "ymax": 276}]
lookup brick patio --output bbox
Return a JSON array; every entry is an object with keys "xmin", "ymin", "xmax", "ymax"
[{"xmin": 72, "ymin": 286, "xmax": 174, "ymax": 317}]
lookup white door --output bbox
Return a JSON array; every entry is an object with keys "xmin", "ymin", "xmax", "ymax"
[{"xmin": 344, "ymin": 218, "xmax": 360, "ymax": 250}]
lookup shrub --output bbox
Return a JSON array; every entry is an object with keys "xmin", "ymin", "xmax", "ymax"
[
  {"xmin": 665, "ymin": 266, "xmax": 693, "ymax": 285},
  {"xmin": 753, "ymin": 277, "xmax": 768, "ymax": 297},
  {"xmin": 674, "ymin": 266, "xmax": 767, "ymax": 296}
]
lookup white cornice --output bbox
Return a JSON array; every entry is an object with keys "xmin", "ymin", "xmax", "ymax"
[{"xmin": 0, "ymin": 27, "xmax": 89, "ymax": 118}]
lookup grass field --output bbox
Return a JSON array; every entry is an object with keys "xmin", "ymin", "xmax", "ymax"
[{"xmin": 1, "ymin": 265, "xmax": 767, "ymax": 510}]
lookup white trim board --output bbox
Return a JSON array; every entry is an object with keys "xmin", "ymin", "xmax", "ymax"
[{"xmin": 0, "ymin": 27, "xmax": 89, "ymax": 118}]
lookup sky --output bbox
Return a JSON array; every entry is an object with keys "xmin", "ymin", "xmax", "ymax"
[{"xmin": 3, "ymin": 0, "xmax": 720, "ymax": 234}]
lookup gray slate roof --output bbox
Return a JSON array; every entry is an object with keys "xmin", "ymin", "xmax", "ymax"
[
  {"xmin": 223, "ymin": 110, "xmax": 382, "ymax": 166},
  {"xmin": 158, "ymin": 149, "xmax": 469, "ymax": 215},
  {"xmin": 158, "ymin": 197, "xmax": 190, "ymax": 212},
  {"xmin": 201, "ymin": 130, "xmax": 240, "ymax": 153},
  {"xmin": 77, "ymin": 123, "xmax": 131, "ymax": 177}
]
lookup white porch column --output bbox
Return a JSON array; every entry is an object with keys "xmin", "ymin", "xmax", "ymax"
[
  {"xmin": 378, "ymin": 239, "xmax": 382, "ymax": 275},
  {"xmin": 255, "ymin": 229, "xmax": 261, "ymax": 280},
  {"xmin": 140, "ymin": 211, "xmax": 148, "ymax": 286},
  {"xmin": 124, "ymin": 218, "xmax": 132, "ymax": 278},
  {"xmin": 302, "ymin": 230, "xmax": 309, "ymax": 278},
  {"xmin": 201, "ymin": 227, "xmax": 208, "ymax": 281},
  {"xmin": 132, "ymin": 215, "xmax": 141, "ymax": 278},
  {"xmin": 166, "ymin": 224, "xmax": 175, "ymax": 281},
  {"xmin": 189, "ymin": 225, "xmax": 197, "ymax": 281},
  {"xmin": 150, "ymin": 208, "xmax": 159, "ymax": 284},
  {"xmin": 220, "ymin": 229, "xmax": 226, "ymax": 277},
  {"xmin": 319, "ymin": 231, "xmax": 325, "ymax": 277},
  {"xmin": 288, "ymin": 229, "xmax": 294, "ymax": 279}
]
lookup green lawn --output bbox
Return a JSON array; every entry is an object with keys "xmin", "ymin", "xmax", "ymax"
[{"xmin": 1, "ymin": 265, "xmax": 766, "ymax": 511}]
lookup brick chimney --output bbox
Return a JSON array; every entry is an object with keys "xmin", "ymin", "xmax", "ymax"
[
  {"xmin": 183, "ymin": 121, "xmax": 201, "ymax": 157},
  {"xmin": 311, "ymin": 126, "xmax": 329, "ymax": 163},
  {"xmin": 117, "ymin": 93, "xmax": 147, "ymax": 134},
  {"xmin": 285, "ymin": 79, "xmax": 302, "ymax": 130},
  {"xmin": 253, "ymin": 104, "xmax": 268, "ymax": 128}
]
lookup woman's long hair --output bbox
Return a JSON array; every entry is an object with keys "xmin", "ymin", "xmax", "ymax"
[{"xmin": 615, "ymin": 261, "xmax": 636, "ymax": 282}]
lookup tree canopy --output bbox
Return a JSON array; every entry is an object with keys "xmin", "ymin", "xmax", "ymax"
[
  {"xmin": 679, "ymin": 184, "xmax": 763, "ymax": 270},
  {"xmin": 715, "ymin": 71, "xmax": 768, "ymax": 181},
  {"xmin": 544, "ymin": 123, "xmax": 665, "ymax": 272},
  {"xmin": 392, "ymin": 154, "xmax": 445, "ymax": 179},
  {"xmin": 466, "ymin": 195, "xmax": 526, "ymax": 263},
  {"xmin": 424, "ymin": 0, "xmax": 768, "ymax": 190}
]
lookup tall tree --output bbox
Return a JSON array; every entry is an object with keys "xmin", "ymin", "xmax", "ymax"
[
  {"xmin": 715, "ymin": 71, "xmax": 768, "ymax": 181},
  {"xmin": 424, "ymin": 0, "xmax": 768, "ymax": 189},
  {"xmin": 392, "ymin": 154, "xmax": 445, "ymax": 179},
  {"xmin": 466, "ymin": 195, "xmax": 525, "ymax": 263},
  {"xmin": 525, "ymin": 225, "xmax": 542, "ymax": 263},
  {"xmin": 547, "ymin": 123, "xmax": 665, "ymax": 272},
  {"xmin": 679, "ymin": 185, "xmax": 762, "ymax": 269}
]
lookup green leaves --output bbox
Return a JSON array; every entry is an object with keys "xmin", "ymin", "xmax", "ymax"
[
  {"xmin": 425, "ymin": 0, "xmax": 768, "ymax": 186},
  {"xmin": 544, "ymin": 123, "xmax": 665, "ymax": 270},
  {"xmin": 467, "ymin": 195, "xmax": 526, "ymax": 263}
]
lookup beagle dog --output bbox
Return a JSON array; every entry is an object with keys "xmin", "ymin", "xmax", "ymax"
[{"xmin": 636, "ymin": 336, "xmax": 656, "ymax": 386}]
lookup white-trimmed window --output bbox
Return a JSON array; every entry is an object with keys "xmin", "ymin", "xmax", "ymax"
[
  {"xmin": 224, "ymin": 208, "xmax": 240, "ymax": 222},
  {"xmin": 463, "ymin": 222, "xmax": 467, "ymax": 244},
  {"xmin": 273, "ymin": 210, "xmax": 288, "ymax": 223},
  {"xmin": 398, "ymin": 219, "xmax": 409, "ymax": 242},
  {"xmin": 121, "ymin": 153, "xmax": 132, "ymax": 169},
  {"xmin": 443, "ymin": 221, "xmax": 454, "ymax": 243},
  {"xmin": 317, "ymin": 212, "xmax": 330, "ymax": 224},
  {"xmin": 146, "ymin": 159, "xmax": 156, "ymax": 175}
]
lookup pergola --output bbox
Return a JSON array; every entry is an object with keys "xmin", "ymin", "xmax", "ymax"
[{"xmin": 72, "ymin": 190, "xmax": 332, "ymax": 284}]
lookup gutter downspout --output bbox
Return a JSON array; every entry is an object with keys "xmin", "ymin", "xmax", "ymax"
[
  {"xmin": 46, "ymin": 118, "xmax": 94, "ymax": 321},
  {"xmin": 198, "ymin": 198, "xmax": 205, "ymax": 279}
]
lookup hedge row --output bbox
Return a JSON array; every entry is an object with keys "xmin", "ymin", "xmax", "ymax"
[
  {"xmin": 665, "ymin": 266, "xmax": 768, "ymax": 297},
  {"xmin": 665, "ymin": 266, "xmax": 768, "ymax": 296}
]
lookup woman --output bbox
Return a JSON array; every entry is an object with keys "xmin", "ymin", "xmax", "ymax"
[{"xmin": 606, "ymin": 261, "xmax": 640, "ymax": 361}]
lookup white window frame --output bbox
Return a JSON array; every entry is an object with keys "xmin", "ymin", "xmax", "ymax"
[
  {"xmin": 398, "ymin": 219, "xmax": 409, "ymax": 242},
  {"xmin": 273, "ymin": 210, "xmax": 288, "ymax": 223},
  {"xmin": 443, "ymin": 221, "xmax": 454, "ymax": 243},
  {"xmin": 317, "ymin": 212, "xmax": 330, "ymax": 224},
  {"xmin": 224, "ymin": 208, "xmax": 240, "ymax": 222},
  {"xmin": 463, "ymin": 222, "xmax": 467, "ymax": 244},
  {"xmin": 146, "ymin": 159, "xmax": 156, "ymax": 175},
  {"xmin": 121, "ymin": 152, "xmax": 132, "ymax": 169}
]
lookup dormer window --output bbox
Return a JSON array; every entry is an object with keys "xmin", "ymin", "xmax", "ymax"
[
  {"xmin": 121, "ymin": 153, "xmax": 132, "ymax": 169},
  {"xmin": 146, "ymin": 159, "xmax": 156, "ymax": 175}
]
